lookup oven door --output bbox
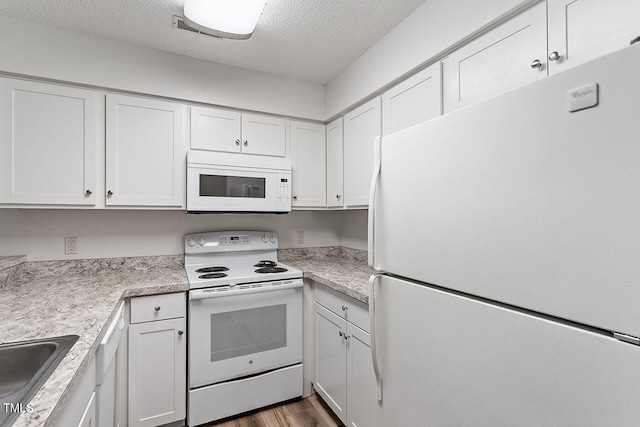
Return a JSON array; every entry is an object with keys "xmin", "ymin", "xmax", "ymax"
[
  {"xmin": 188, "ymin": 281, "xmax": 303, "ymax": 388},
  {"xmin": 187, "ymin": 164, "xmax": 290, "ymax": 212}
]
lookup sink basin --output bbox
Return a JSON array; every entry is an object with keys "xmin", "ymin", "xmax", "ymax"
[{"xmin": 0, "ymin": 335, "xmax": 78, "ymax": 426}]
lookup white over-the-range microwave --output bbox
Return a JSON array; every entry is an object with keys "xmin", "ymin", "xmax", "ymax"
[{"xmin": 186, "ymin": 150, "xmax": 292, "ymax": 213}]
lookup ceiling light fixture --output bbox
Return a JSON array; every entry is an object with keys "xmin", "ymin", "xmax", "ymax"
[{"xmin": 183, "ymin": 0, "xmax": 267, "ymax": 40}]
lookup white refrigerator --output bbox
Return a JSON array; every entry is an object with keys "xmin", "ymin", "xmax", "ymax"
[{"xmin": 368, "ymin": 43, "xmax": 640, "ymax": 426}]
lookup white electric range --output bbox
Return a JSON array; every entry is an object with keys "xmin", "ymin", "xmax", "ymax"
[{"xmin": 185, "ymin": 231, "xmax": 303, "ymax": 426}]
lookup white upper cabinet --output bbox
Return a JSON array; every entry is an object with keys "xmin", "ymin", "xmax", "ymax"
[
  {"xmin": 442, "ymin": 3, "xmax": 547, "ymax": 113},
  {"xmin": 343, "ymin": 97, "xmax": 381, "ymax": 207},
  {"xmin": 190, "ymin": 106, "xmax": 286, "ymax": 157},
  {"xmin": 326, "ymin": 118, "xmax": 344, "ymax": 208},
  {"xmin": 106, "ymin": 94, "xmax": 186, "ymax": 208},
  {"xmin": 382, "ymin": 62, "xmax": 442, "ymax": 136},
  {"xmin": 0, "ymin": 78, "xmax": 98, "ymax": 206},
  {"xmin": 241, "ymin": 113, "xmax": 287, "ymax": 157},
  {"xmin": 547, "ymin": 0, "xmax": 640, "ymax": 74},
  {"xmin": 190, "ymin": 106, "xmax": 241, "ymax": 153},
  {"xmin": 290, "ymin": 121, "xmax": 326, "ymax": 208}
]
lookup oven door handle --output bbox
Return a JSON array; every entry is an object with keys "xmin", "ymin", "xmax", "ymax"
[{"xmin": 189, "ymin": 280, "xmax": 303, "ymax": 300}]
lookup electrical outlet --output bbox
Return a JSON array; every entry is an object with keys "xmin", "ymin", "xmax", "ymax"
[
  {"xmin": 296, "ymin": 230, "xmax": 305, "ymax": 245},
  {"xmin": 64, "ymin": 237, "xmax": 78, "ymax": 255}
]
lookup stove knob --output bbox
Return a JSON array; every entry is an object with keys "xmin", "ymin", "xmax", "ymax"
[
  {"xmin": 269, "ymin": 235, "xmax": 276, "ymax": 243},
  {"xmin": 198, "ymin": 236, "xmax": 206, "ymax": 246},
  {"xmin": 187, "ymin": 237, "xmax": 196, "ymax": 247},
  {"xmin": 262, "ymin": 234, "xmax": 268, "ymax": 243}
]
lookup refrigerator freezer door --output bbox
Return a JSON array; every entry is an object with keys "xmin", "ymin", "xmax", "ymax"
[
  {"xmin": 373, "ymin": 44, "xmax": 640, "ymax": 337},
  {"xmin": 373, "ymin": 275, "xmax": 640, "ymax": 426}
]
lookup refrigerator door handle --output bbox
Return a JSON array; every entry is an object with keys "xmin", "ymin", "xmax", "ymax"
[
  {"xmin": 368, "ymin": 273, "xmax": 383, "ymax": 402},
  {"xmin": 368, "ymin": 136, "xmax": 382, "ymax": 270}
]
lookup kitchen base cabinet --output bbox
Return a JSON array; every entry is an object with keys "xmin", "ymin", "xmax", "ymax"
[
  {"xmin": 128, "ymin": 293, "xmax": 186, "ymax": 427},
  {"xmin": 314, "ymin": 285, "xmax": 377, "ymax": 427},
  {"xmin": 54, "ymin": 358, "xmax": 97, "ymax": 427}
]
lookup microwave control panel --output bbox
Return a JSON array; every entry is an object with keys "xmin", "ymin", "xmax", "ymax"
[{"xmin": 276, "ymin": 173, "xmax": 292, "ymax": 210}]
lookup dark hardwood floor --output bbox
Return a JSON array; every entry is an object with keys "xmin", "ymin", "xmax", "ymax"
[{"xmin": 200, "ymin": 394, "xmax": 344, "ymax": 427}]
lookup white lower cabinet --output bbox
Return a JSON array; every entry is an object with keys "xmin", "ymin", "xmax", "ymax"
[
  {"xmin": 54, "ymin": 358, "xmax": 97, "ymax": 427},
  {"xmin": 128, "ymin": 293, "xmax": 186, "ymax": 427},
  {"xmin": 314, "ymin": 285, "xmax": 377, "ymax": 427}
]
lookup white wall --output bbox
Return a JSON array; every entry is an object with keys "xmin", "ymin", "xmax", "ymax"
[
  {"xmin": 340, "ymin": 210, "xmax": 368, "ymax": 251},
  {"xmin": 325, "ymin": 0, "xmax": 537, "ymax": 119},
  {"xmin": 0, "ymin": 209, "xmax": 352, "ymax": 261},
  {"xmin": 0, "ymin": 15, "xmax": 325, "ymax": 121}
]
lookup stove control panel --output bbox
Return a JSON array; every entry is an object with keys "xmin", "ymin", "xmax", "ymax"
[{"xmin": 185, "ymin": 231, "xmax": 278, "ymax": 253}]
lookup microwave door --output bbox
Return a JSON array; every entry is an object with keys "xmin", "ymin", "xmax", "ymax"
[{"xmin": 187, "ymin": 166, "xmax": 278, "ymax": 212}]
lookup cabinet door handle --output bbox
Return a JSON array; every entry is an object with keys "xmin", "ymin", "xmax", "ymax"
[
  {"xmin": 243, "ymin": 140, "xmax": 248, "ymax": 146},
  {"xmin": 154, "ymin": 305, "xmax": 161, "ymax": 311},
  {"xmin": 85, "ymin": 189, "xmax": 92, "ymax": 196},
  {"xmin": 336, "ymin": 194, "xmax": 341, "ymax": 200},
  {"xmin": 548, "ymin": 51, "xmax": 560, "ymax": 61},
  {"xmin": 341, "ymin": 305, "xmax": 348, "ymax": 311},
  {"xmin": 293, "ymin": 195, "xmax": 298, "ymax": 200},
  {"xmin": 107, "ymin": 190, "xmax": 114, "ymax": 197},
  {"xmin": 530, "ymin": 59, "xmax": 542, "ymax": 69},
  {"xmin": 178, "ymin": 330, "xmax": 184, "ymax": 336},
  {"xmin": 235, "ymin": 139, "xmax": 240, "ymax": 146}
]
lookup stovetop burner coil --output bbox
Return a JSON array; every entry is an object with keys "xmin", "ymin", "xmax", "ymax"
[
  {"xmin": 198, "ymin": 272, "xmax": 228, "ymax": 279},
  {"xmin": 195, "ymin": 266, "xmax": 229, "ymax": 273},
  {"xmin": 254, "ymin": 260, "xmax": 278, "ymax": 268},
  {"xmin": 255, "ymin": 267, "xmax": 288, "ymax": 274}
]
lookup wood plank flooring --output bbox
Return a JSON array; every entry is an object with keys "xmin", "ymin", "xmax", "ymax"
[{"xmin": 200, "ymin": 394, "xmax": 344, "ymax": 427}]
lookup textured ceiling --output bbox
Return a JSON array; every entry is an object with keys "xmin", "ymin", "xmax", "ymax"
[{"xmin": 0, "ymin": 0, "xmax": 427, "ymax": 84}]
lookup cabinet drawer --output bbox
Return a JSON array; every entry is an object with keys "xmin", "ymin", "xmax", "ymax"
[
  {"xmin": 314, "ymin": 285, "xmax": 369, "ymax": 333},
  {"xmin": 130, "ymin": 293, "xmax": 185, "ymax": 324}
]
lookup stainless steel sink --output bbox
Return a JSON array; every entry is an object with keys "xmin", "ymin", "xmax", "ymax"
[{"xmin": 0, "ymin": 335, "xmax": 78, "ymax": 426}]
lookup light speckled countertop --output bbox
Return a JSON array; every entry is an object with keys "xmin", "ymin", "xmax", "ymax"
[
  {"xmin": 0, "ymin": 256, "xmax": 189, "ymax": 427},
  {"xmin": 0, "ymin": 248, "xmax": 370, "ymax": 427},
  {"xmin": 279, "ymin": 247, "xmax": 372, "ymax": 303}
]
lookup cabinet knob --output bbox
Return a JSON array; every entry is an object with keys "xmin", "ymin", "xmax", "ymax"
[
  {"xmin": 235, "ymin": 139, "xmax": 240, "ymax": 146},
  {"xmin": 293, "ymin": 195, "xmax": 298, "ymax": 200},
  {"xmin": 339, "ymin": 331, "xmax": 344, "ymax": 338},
  {"xmin": 154, "ymin": 305, "xmax": 161, "ymax": 312},
  {"xmin": 548, "ymin": 51, "xmax": 560, "ymax": 61},
  {"xmin": 339, "ymin": 331, "xmax": 350, "ymax": 340},
  {"xmin": 342, "ymin": 305, "xmax": 348, "ymax": 311},
  {"xmin": 530, "ymin": 59, "xmax": 542, "ymax": 69},
  {"xmin": 243, "ymin": 140, "xmax": 248, "ymax": 146},
  {"xmin": 85, "ymin": 189, "xmax": 92, "ymax": 196},
  {"xmin": 178, "ymin": 330, "xmax": 184, "ymax": 336},
  {"xmin": 336, "ymin": 194, "xmax": 341, "ymax": 200},
  {"xmin": 107, "ymin": 190, "xmax": 114, "ymax": 197}
]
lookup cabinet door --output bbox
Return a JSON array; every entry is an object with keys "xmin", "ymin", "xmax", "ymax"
[
  {"xmin": 129, "ymin": 317, "xmax": 186, "ymax": 427},
  {"xmin": 548, "ymin": 0, "xmax": 640, "ymax": 74},
  {"xmin": 326, "ymin": 118, "xmax": 344, "ymax": 208},
  {"xmin": 314, "ymin": 303, "xmax": 347, "ymax": 424},
  {"xmin": 106, "ymin": 94, "xmax": 186, "ymax": 208},
  {"xmin": 190, "ymin": 106, "xmax": 241, "ymax": 153},
  {"xmin": 346, "ymin": 323, "xmax": 377, "ymax": 427},
  {"xmin": 343, "ymin": 97, "xmax": 381, "ymax": 207},
  {"xmin": 290, "ymin": 121, "xmax": 326, "ymax": 208},
  {"xmin": 442, "ymin": 3, "xmax": 547, "ymax": 113},
  {"xmin": 382, "ymin": 62, "xmax": 442, "ymax": 136},
  {"xmin": 241, "ymin": 113, "xmax": 287, "ymax": 157},
  {"xmin": 0, "ymin": 78, "xmax": 97, "ymax": 205},
  {"xmin": 77, "ymin": 392, "xmax": 96, "ymax": 427}
]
